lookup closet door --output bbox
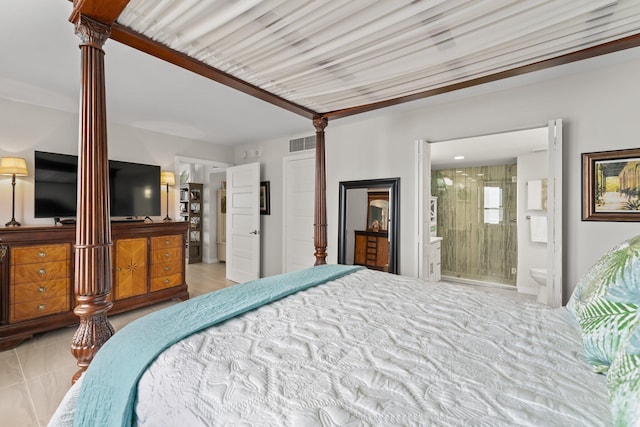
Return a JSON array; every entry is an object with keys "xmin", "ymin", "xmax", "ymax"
[{"xmin": 283, "ymin": 152, "xmax": 315, "ymax": 273}]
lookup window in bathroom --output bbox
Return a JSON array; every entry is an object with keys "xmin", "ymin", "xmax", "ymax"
[{"xmin": 484, "ymin": 185, "xmax": 503, "ymax": 224}]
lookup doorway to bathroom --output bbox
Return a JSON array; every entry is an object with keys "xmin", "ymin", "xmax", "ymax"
[{"xmin": 418, "ymin": 121, "xmax": 563, "ymax": 307}]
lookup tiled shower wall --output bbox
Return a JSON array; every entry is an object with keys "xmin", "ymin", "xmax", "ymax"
[{"xmin": 432, "ymin": 163, "xmax": 517, "ymax": 286}]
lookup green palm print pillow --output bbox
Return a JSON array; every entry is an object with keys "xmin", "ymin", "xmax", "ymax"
[
  {"xmin": 567, "ymin": 236, "xmax": 640, "ymax": 373},
  {"xmin": 607, "ymin": 321, "xmax": 640, "ymax": 426}
]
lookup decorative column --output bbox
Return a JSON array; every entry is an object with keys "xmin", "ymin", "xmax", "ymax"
[
  {"xmin": 70, "ymin": 15, "xmax": 114, "ymax": 383},
  {"xmin": 313, "ymin": 117, "xmax": 328, "ymax": 265}
]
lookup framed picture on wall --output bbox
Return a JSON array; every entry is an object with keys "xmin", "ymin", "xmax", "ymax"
[
  {"xmin": 582, "ymin": 148, "xmax": 640, "ymax": 221},
  {"xmin": 260, "ymin": 181, "xmax": 270, "ymax": 215}
]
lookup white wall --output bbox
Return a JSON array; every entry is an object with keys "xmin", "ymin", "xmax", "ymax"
[
  {"xmin": 235, "ymin": 49, "xmax": 640, "ymax": 302},
  {"xmin": 0, "ymin": 98, "xmax": 234, "ymax": 227},
  {"xmin": 517, "ymin": 151, "xmax": 549, "ymax": 294}
]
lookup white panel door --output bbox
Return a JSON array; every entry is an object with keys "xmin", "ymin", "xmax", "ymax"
[
  {"xmin": 416, "ymin": 139, "xmax": 432, "ymax": 280},
  {"xmin": 283, "ymin": 152, "xmax": 315, "ymax": 273},
  {"xmin": 226, "ymin": 162, "xmax": 260, "ymax": 283},
  {"xmin": 547, "ymin": 119, "xmax": 563, "ymax": 308}
]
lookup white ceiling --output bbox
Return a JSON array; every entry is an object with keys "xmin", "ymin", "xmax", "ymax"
[
  {"xmin": 2, "ymin": 0, "xmax": 640, "ymax": 148},
  {"xmin": 0, "ymin": 0, "xmax": 310, "ymax": 146},
  {"xmin": 430, "ymin": 127, "xmax": 548, "ymax": 170}
]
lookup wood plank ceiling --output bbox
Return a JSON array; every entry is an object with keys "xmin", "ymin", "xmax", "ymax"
[{"xmin": 109, "ymin": 0, "xmax": 640, "ymax": 120}]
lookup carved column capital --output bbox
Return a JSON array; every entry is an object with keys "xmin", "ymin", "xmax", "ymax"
[
  {"xmin": 313, "ymin": 117, "xmax": 328, "ymax": 133},
  {"xmin": 74, "ymin": 14, "xmax": 111, "ymax": 49}
]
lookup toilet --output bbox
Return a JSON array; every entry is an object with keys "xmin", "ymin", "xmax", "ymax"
[
  {"xmin": 530, "ymin": 268, "xmax": 547, "ymax": 304},
  {"xmin": 530, "ymin": 267, "xmax": 547, "ymax": 286}
]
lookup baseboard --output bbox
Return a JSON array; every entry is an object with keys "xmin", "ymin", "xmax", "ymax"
[
  {"xmin": 203, "ymin": 257, "xmax": 218, "ymax": 264},
  {"xmin": 517, "ymin": 285, "xmax": 539, "ymax": 296},
  {"xmin": 441, "ymin": 275, "xmax": 517, "ymax": 290}
]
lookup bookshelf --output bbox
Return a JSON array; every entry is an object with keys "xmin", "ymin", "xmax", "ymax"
[{"xmin": 179, "ymin": 183, "xmax": 203, "ymax": 264}]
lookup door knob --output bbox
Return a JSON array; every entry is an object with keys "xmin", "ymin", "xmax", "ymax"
[{"xmin": 250, "ymin": 230, "xmax": 259, "ymax": 235}]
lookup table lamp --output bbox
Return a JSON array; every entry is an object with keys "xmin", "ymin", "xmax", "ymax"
[
  {"xmin": 161, "ymin": 171, "xmax": 175, "ymax": 222},
  {"xmin": 0, "ymin": 157, "xmax": 28, "ymax": 227}
]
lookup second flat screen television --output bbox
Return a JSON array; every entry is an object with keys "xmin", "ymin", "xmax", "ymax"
[{"xmin": 34, "ymin": 151, "xmax": 161, "ymax": 219}]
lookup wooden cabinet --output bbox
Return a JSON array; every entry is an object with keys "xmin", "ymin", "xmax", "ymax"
[
  {"xmin": 150, "ymin": 235, "xmax": 184, "ymax": 291},
  {"xmin": 0, "ymin": 222, "xmax": 188, "ymax": 350},
  {"xmin": 354, "ymin": 230, "xmax": 389, "ymax": 271},
  {"xmin": 10, "ymin": 244, "xmax": 71, "ymax": 322},
  {"xmin": 180, "ymin": 183, "xmax": 203, "ymax": 264},
  {"xmin": 114, "ymin": 238, "xmax": 148, "ymax": 300}
]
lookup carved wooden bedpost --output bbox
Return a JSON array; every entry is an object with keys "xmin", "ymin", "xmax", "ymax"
[
  {"xmin": 313, "ymin": 117, "xmax": 328, "ymax": 265},
  {"xmin": 70, "ymin": 14, "xmax": 114, "ymax": 383}
]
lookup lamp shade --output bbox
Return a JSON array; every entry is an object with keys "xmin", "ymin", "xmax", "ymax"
[
  {"xmin": 0, "ymin": 157, "xmax": 28, "ymax": 176},
  {"xmin": 160, "ymin": 171, "xmax": 175, "ymax": 186}
]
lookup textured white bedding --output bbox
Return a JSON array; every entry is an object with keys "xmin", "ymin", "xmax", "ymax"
[{"xmin": 50, "ymin": 269, "xmax": 610, "ymax": 426}]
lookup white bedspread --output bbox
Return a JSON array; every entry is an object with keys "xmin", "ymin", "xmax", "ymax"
[{"xmin": 50, "ymin": 269, "xmax": 610, "ymax": 426}]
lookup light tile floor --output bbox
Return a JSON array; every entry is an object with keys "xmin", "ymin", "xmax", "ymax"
[{"xmin": 0, "ymin": 262, "xmax": 234, "ymax": 427}]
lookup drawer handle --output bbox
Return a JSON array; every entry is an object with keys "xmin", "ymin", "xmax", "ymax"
[
  {"xmin": 165, "ymin": 240, "xmax": 171, "ymax": 245},
  {"xmin": 37, "ymin": 286, "xmax": 46, "ymax": 293},
  {"xmin": 37, "ymin": 304, "xmax": 46, "ymax": 311},
  {"xmin": 164, "ymin": 266, "xmax": 171, "ymax": 271},
  {"xmin": 38, "ymin": 251, "xmax": 46, "ymax": 258},
  {"xmin": 116, "ymin": 267, "xmax": 122, "ymax": 272},
  {"xmin": 164, "ymin": 279, "xmax": 170, "ymax": 284},
  {"xmin": 38, "ymin": 268, "xmax": 46, "ymax": 276},
  {"xmin": 164, "ymin": 252, "xmax": 170, "ymax": 258}
]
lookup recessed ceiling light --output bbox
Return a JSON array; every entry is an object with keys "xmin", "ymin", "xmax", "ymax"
[
  {"xmin": 477, "ymin": 173, "xmax": 484, "ymax": 176},
  {"xmin": 456, "ymin": 170, "xmax": 463, "ymax": 173},
  {"xmin": 454, "ymin": 156, "xmax": 464, "ymax": 160}
]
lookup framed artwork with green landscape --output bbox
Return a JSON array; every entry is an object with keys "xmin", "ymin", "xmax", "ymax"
[{"xmin": 583, "ymin": 148, "xmax": 640, "ymax": 221}]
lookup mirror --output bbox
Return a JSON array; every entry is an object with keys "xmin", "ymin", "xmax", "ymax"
[
  {"xmin": 367, "ymin": 192, "xmax": 389, "ymax": 231},
  {"xmin": 338, "ymin": 178, "xmax": 400, "ymax": 274}
]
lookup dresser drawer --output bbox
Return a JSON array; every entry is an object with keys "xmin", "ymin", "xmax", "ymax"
[
  {"xmin": 152, "ymin": 247, "xmax": 182, "ymax": 263},
  {"xmin": 151, "ymin": 235, "xmax": 183, "ymax": 251},
  {"xmin": 11, "ymin": 296, "xmax": 70, "ymax": 322},
  {"xmin": 13, "ymin": 278, "xmax": 69, "ymax": 304},
  {"xmin": 150, "ymin": 273, "xmax": 182, "ymax": 292},
  {"xmin": 152, "ymin": 260, "xmax": 183, "ymax": 279},
  {"xmin": 11, "ymin": 244, "xmax": 69, "ymax": 265},
  {"xmin": 12, "ymin": 260, "xmax": 69, "ymax": 285}
]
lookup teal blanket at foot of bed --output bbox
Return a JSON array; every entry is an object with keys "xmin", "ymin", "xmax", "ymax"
[{"xmin": 73, "ymin": 264, "xmax": 363, "ymax": 427}]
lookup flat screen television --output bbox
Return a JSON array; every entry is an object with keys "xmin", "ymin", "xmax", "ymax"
[{"xmin": 34, "ymin": 151, "xmax": 161, "ymax": 219}]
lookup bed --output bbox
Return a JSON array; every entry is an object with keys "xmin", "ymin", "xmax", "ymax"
[
  {"xmin": 52, "ymin": 3, "xmax": 640, "ymax": 426},
  {"xmin": 49, "ymin": 258, "xmax": 640, "ymax": 426},
  {"xmin": 63, "ymin": 0, "xmax": 640, "ymax": 380}
]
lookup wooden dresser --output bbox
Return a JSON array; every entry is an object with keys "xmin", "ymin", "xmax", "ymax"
[
  {"xmin": 10, "ymin": 244, "xmax": 71, "ymax": 323},
  {"xmin": 0, "ymin": 222, "xmax": 189, "ymax": 350},
  {"xmin": 354, "ymin": 230, "xmax": 389, "ymax": 271}
]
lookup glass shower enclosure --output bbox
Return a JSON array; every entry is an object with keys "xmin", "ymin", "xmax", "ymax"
[{"xmin": 432, "ymin": 163, "xmax": 517, "ymax": 286}]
